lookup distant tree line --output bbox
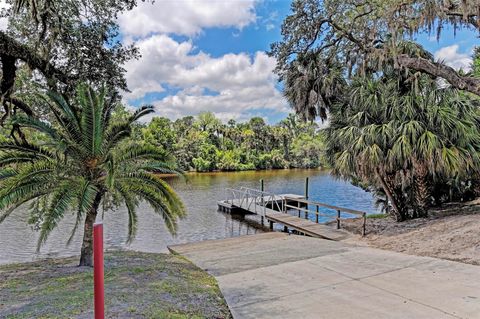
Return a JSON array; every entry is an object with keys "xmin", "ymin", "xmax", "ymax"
[{"xmin": 140, "ymin": 112, "xmax": 326, "ymax": 172}]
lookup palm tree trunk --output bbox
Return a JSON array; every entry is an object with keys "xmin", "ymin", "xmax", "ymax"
[
  {"xmin": 376, "ymin": 170, "xmax": 407, "ymax": 221},
  {"xmin": 471, "ymin": 176, "xmax": 480, "ymax": 198},
  {"xmin": 413, "ymin": 161, "xmax": 430, "ymax": 218},
  {"xmin": 79, "ymin": 192, "xmax": 103, "ymax": 267}
]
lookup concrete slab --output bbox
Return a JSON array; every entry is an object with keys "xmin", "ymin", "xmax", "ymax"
[
  {"xmin": 169, "ymin": 233, "xmax": 480, "ymax": 319},
  {"xmin": 170, "ymin": 233, "xmax": 350, "ymax": 276}
]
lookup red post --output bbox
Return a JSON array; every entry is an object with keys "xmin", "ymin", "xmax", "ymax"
[{"xmin": 93, "ymin": 223, "xmax": 104, "ymax": 319}]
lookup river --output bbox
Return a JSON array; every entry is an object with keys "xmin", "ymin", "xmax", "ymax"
[{"xmin": 0, "ymin": 169, "xmax": 380, "ymax": 265}]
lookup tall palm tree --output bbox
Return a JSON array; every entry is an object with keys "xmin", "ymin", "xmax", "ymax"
[
  {"xmin": 0, "ymin": 84, "xmax": 185, "ymax": 266},
  {"xmin": 326, "ymin": 74, "xmax": 480, "ymax": 221}
]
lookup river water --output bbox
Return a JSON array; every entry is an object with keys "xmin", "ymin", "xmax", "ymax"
[{"xmin": 0, "ymin": 169, "xmax": 380, "ymax": 265}]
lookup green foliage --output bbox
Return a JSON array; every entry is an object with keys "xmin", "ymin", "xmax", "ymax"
[
  {"xmin": 0, "ymin": 0, "xmax": 140, "ymax": 144},
  {"xmin": 142, "ymin": 117, "xmax": 176, "ymax": 160},
  {"xmin": 473, "ymin": 47, "xmax": 480, "ymax": 78},
  {"xmin": 291, "ymin": 133, "xmax": 325, "ymax": 168},
  {"xmin": 271, "ymin": 0, "xmax": 480, "ymax": 100},
  {"xmin": 326, "ymin": 70, "xmax": 480, "ymax": 221},
  {"xmin": 141, "ymin": 112, "xmax": 326, "ymax": 172},
  {"xmin": 0, "ymin": 84, "xmax": 185, "ymax": 264}
]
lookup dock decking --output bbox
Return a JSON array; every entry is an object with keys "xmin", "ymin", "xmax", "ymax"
[{"xmin": 217, "ymin": 187, "xmax": 357, "ymax": 240}]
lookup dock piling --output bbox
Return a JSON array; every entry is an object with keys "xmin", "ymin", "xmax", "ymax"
[
  {"xmin": 336, "ymin": 210, "xmax": 341, "ymax": 229},
  {"xmin": 362, "ymin": 212, "xmax": 366, "ymax": 237},
  {"xmin": 304, "ymin": 177, "xmax": 309, "ymax": 200}
]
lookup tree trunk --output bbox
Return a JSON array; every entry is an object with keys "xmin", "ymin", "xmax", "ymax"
[
  {"xmin": 413, "ymin": 161, "xmax": 430, "ymax": 218},
  {"xmin": 79, "ymin": 192, "xmax": 103, "ymax": 267},
  {"xmin": 377, "ymin": 170, "xmax": 407, "ymax": 221},
  {"xmin": 471, "ymin": 177, "xmax": 480, "ymax": 198}
]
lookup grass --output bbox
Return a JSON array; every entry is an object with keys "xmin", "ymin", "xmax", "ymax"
[
  {"xmin": 0, "ymin": 251, "xmax": 231, "ymax": 319},
  {"xmin": 367, "ymin": 213, "xmax": 388, "ymax": 219}
]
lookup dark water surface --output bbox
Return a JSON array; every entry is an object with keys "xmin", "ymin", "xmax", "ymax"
[{"xmin": 0, "ymin": 169, "xmax": 380, "ymax": 265}]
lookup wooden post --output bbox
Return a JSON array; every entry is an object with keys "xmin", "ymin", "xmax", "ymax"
[
  {"xmin": 260, "ymin": 179, "xmax": 264, "ymax": 192},
  {"xmin": 283, "ymin": 225, "xmax": 288, "ymax": 233},
  {"xmin": 316, "ymin": 205, "xmax": 319, "ymax": 223},
  {"xmin": 269, "ymin": 220, "xmax": 274, "ymax": 230},
  {"xmin": 362, "ymin": 212, "xmax": 366, "ymax": 237},
  {"xmin": 305, "ymin": 210, "xmax": 308, "ymax": 219},
  {"xmin": 297, "ymin": 201, "xmax": 301, "ymax": 218},
  {"xmin": 261, "ymin": 216, "xmax": 264, "ymax": 226},
  {"xmin": 336, "ymin": 210, "xmax": 341, "ymax": 229},
  {"xmin": 305, "ymin": 177, "xmax": 309, "ymax": 199}
]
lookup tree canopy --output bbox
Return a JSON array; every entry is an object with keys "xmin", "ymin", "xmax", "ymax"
[
  {"xmin": 0, "ymin": 0, "xmax": 139, "ymax": 139},
  {"xmin": 140, "ymin": 112, "xmax": 327, "ymax": 172},
  {"xmin": 270, "ymin": 0, "xmax": 480, "ymax": 109}
]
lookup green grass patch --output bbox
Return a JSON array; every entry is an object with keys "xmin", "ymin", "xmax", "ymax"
[
  {"xmin": 0, "ymin": 251, "xmax": 231, "ymax": 319},
  {"xmin": 367, "ymin": 213, "xmax": 388, "ymax": 219}
]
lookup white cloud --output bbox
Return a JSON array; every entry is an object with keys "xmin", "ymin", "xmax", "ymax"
[
  {"xmin": 262, "ymin": 10, "xmax": 278, "ymax": 31},
  {"xmin": 118, "ymin": 0, "xmax": 257, "ymax": 38},
  {"xmin": 124, "ymin": 34, "xmax": 288, "ymax": 121},
  {"xmin": 0, "ymin": 0, "xmax": 9, "ymax": 30},
  {"xmin": 434, "ymin": 45, "xmax": 472, "ymax": 71}
]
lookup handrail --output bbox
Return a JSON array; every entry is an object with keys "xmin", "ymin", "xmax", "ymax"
[
  {"xmin": 283, "ymin": 196, "xmax": 367, "ymax": 236},
  {"xmin": 284, "ymin": 196, "xmax": 365, "ymax": 216},
  {"xmin": 224, "ymin": 187, "xmax": 284, "ymax": 217},
  {"xmin": 284, "ymin": 204, "xmax": 335, "ymax": 218}
]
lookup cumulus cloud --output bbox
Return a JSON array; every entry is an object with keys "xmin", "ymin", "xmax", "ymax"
[
  {"xmin": 124, "ymin": 34, "xmax": 287, "ymax": 121},
  {"xmin": 118, "ymin": 0, "xmax": 257, "ymax": 38},
  {"xmin": 434, "ymin": 45, "xmax": 473, "ymax": 71}
]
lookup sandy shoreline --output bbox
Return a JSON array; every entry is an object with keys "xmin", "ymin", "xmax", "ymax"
[{"xmin": 339, "ymin": 202, "xmax": 480, "ymax": 265}]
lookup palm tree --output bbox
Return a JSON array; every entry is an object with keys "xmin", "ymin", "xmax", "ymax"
[
  {"xmin": 283, "ymin": 52, "xmax": 346, "ymax": 121},
  {"xmin": 326, "ymin": 74, "xmax": 480, "ymax": 221},
  {"xmin": 0, "ymin": 84, "xmax": 185, "ymax": 266}
]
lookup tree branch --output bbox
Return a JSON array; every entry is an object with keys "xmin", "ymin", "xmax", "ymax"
[
  {"xmin": 397, "ymin": 54, "xmax": 480, "ymax": 95},
  {"xmin": 0, "ymin": 31, "xmax": 73, "ymax": 85}
]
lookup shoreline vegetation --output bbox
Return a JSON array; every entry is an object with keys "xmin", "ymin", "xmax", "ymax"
[
  {"xmin": 139, "ymin": 112, "xmax": 326, "ymax": 172},
  {"xmin": 0, "ymin": 251, "xmax": 231, "ymax": 319}
]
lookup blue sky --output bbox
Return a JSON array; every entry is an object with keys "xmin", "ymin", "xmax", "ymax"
[{"xmin": 118, "ymin": 0, "xmax": 478, "ymax": 124}]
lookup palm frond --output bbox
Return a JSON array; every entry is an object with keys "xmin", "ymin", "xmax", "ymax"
[
  {"xmin": 37, "ymin": 182, "xmax": 78, "ymax": 250},
  {"xmin": 67, "ymin": 180, "xmax": 99, "ymax": 246}
]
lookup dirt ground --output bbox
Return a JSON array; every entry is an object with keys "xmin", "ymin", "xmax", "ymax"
[
  {"xmin": 0, "ymin": 251, "xmax": 231, "ymax": 319},
  {"xmin": 339, "ymin": 202, "xmax": 480, "ymax": 265}
]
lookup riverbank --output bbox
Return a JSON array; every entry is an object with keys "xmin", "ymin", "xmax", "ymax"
[
  {"xmin": 340, "ymin": 202, "xmax": 480, "ymax": 265},
  {"xmin": 0, "ymin": 251, "xmax": 231, "ymax": 318}
]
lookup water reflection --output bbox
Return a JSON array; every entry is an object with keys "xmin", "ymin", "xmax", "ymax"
[{"xmin": 0, "ymin": 169, "xmax": 379, "ymax": 265}]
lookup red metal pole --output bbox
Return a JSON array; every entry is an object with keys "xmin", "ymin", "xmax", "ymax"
[{"xmin": 93, "ymin": 223, "xmax": 104, "ymax": 319}]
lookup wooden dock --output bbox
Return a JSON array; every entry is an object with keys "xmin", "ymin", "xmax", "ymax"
[{"xmin": 217, "ymin": 187, "xmax": 364, "ymax": 240}]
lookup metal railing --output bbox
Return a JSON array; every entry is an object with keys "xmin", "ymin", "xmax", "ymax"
[
  {"xmin": 224, "ymin": 187, "xmax": 284, "ymax": 217},
  {"xmin": 283, "ymin": 196, "xmax": 367, "ymax": 236}
]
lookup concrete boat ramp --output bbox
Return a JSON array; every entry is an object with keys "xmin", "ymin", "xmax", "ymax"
[{"xmin": 169, "ymin": 233, "xmax": 480, "ymax": 319}]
